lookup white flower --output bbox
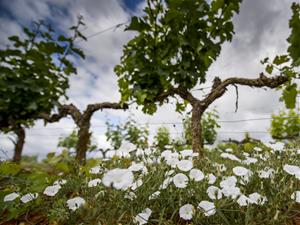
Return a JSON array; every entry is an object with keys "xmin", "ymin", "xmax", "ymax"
[
  {"xmin": 67, "ymin": 197, "xmax": 86, "ymax": 211},
  {"xmin": 3, "ymin": 192, "xmax": 19, "ymax": 202},
  {"xmin": 88, "ymin": 178, "xmax": 102, "ymax": 187},
  {"xmin": 179, "ymin": 204, "xmax": 194, "ymax": 220},
  {"xmin": 233, "ymin": 166, "xmax": 250, "ymax": 177},
  {"xmin": 220, "ymin": 153, "xmax": 241, "ymax": 162},
  {"xmin": 161, "ymin": 150, "xmax": 173, "ymax": 158},
  {"xmin": 149, "ymin": 191, "xmax": 160, "ymax": 200},
  {"xmin": 207, "ymin": 173, "xmax": 216, "ymax": 184},
  {"xmin": 180, "ymin": 150, "xmax": 194, "ymax": 158},
  {"xmin": 165, "ymin": 170, "xmax": 175, "ymax": 177},
  {"xmin": 258, "ymin": 168, "xmax": 274, "ymax": 179},
  {"xmin": 189, "ymin": 169, "xmax": 204, "ymax": 181},
  {"xmin": 20, "ymin": 193, "xmax": 38, "ymax": 203},
  {"xmin": 134, "ymin": 208, "xmax": 152, "ymax": 225},
  {"xmin": 249, "ymin": 192, "xmax": 267, "ymax": 205},
  {"xmin": 102, "ymin": 168, "xmax": 134, "ymax": 190},
  {"xmin": 90, "ymin": 165, "xmax": 102, "ymax": 174},
  {"xmin": 166, "ymin": 157, "xmax": 179, "ymax": 168},
  {"xmin": 237, "ymin": 194, "xmax": 252, "ymax": 206},
  {"xmin": 163, "ymin": 152, "xmax": 179, "ymax": 163},
  {"xmin": 283, "ymin": 164, "xmax": 300, "ymax": 177},
  {"xmin": 225, "ymin": 148, "xmax": 233, "ymax": 152},
  {"xmin": 198, "ymin": 201, "xmax": 216, "ymax": 216},
  {"xmin": 144, "ymin": 148, "xmax": 153, "ymax": 156},
  {"xmin": 242, "ymin": 157, "xmax": 258, "ymax": 165},
  {"xmin": 173, "ymin": 173, "xmax": 189, "ymax": 188},
  {"xmin": 177, "ymin": 160, "xmax": 193, "ymax": 172},
  {"xmin": 131, "ymin": 179, "xmax": 143, "ymax": 190},
  {"xmin": 222, "ymin": 186, "xmax": 241, "ymax": 199},
  {"xmin": 124, "ymin": 191, "xmax": 137, "ymax": 200},
  {"xmin": 129, "ymin": 162, "xmax": 145, "ymax": 171},
  {"xmin": 159, "ymin": 177, "xmax": 173, "ymax": 189},
  {"xmin": 254, "ymin": 147, "xmax": 262, "ymax": 152},
  {"xmin": 220, "ymin": 176, "xmax": 237, "ymax": 188},
  {"xmin": 271, "ymin": 142, "xmax": 285, "ymax": 152},
  {"xmin": 207, "ymin": 186, "xmax": 222, "ymax": 200},
  {"xmin": 43, "ymin": 184, "xmax": 61, "ymax": 196},
  {"xmin": 291, "ymin": 191, "xmax": 300, "ymax": 203},
  {"xmin": 53, "ymin": 179, "xmax": 67, "ymax": 185}
]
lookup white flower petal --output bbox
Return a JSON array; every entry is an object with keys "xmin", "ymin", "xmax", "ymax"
[
  {"xmin": 88, "ymin": 178, "xmax": 102, "ymax": 187},
  {"xmin": 189, "ymin": 169, "xmax": 204, "ymax": 181},
  {"xmin": 237, "ymin": 194, "xmax": 252, "ymax": 206},
  {"xmin": 283, "ymin": 164, "xmax": 300, "ymax": 176},
  {"xmin": 134, "ymin": 208, "xmax": 152, "ymax": 225},
  {"xmin": 207, "ymin": 186, "xmax": 222, "ymax": 200},
  {"xmin": 20, "ymin": 193, "xmax": 38, "ymax": 203},
  {"xmin": 249, "ymin": 192, "xmax": 267, "ymax": 205},
  {"xmin": 207, "ymin": 173, "xmax": 216, "ymax": 184},
  {"xmin": 3, "ymin": 192, "xmax": 19, "ymax": 202},
  {"xmin": 90, "ymin": 166, "xmax": 103, "ymax": 174},
  {"xmin": 67, "ymin": 197, "xmax": 86, "ymax": 211},
  {"xmin": 233, "ymin": 166, "xmax": 250, "ymax": 177},
  {"xmin": 177, "ymin": 160, "xmax": 193, "ymax": 172},
  {"xmin": 291, "ymin": 191, "xmax": 300, "ymax": 203},
  {"xmin": 220, "ymin": 176, "xmax": 237, "ymax": 188},
  {"xmin": 179, "ymin": 204, "xmax": 194, "ymax": 220},
  {"xmin": 198, "ymin": 201, "xmax": 216, "ymax": 216},
  {"xmin": 102, "ymin": 168, "xmax": 134, "ymax": 190},
  {"xmin": 173, "ymin": 173, "xmax": 188, "ymax": 188},
  {"xmin": 149, "ymin": 191, "xmax": 160, "ymax": 200},
  {"xmin": 43, "ymin": 184, "xmax": 61, "ymax": 196}
]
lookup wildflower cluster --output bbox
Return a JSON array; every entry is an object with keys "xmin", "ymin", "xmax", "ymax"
[{"xmin": 0, "ymin": 142, "xmax": 300, "ymax": 224}]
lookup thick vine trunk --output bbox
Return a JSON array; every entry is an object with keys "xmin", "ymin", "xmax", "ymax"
[
  {"xmin": 191, "ymin": 103, "xmax": 204, "ymax": 157},
  {"xmin": 12, "ymin": 126, "xmax": 25, "ymax": 163},
  {"xmin": 75, "ymin": 121, "xmax": 91, "ymax": 164}
]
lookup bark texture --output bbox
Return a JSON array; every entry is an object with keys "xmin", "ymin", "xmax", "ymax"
[
  {"xmin": 191, "ymin": 103, "xmax": 204, "ymax": 156},
  {"xmin": 12, "ymin": 125, "xmax": 25, "ymax": 163}
]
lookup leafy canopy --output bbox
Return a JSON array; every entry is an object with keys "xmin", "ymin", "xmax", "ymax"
[
  {"xmin": 115, "ymin": 0, "xmax": 242, "ymax": 114},
  {"xmin": 0, "ymin": 19, "xmax": 86, "ymax": 131},
  {"xmin": 288, "ymin": 2, "xmax": 300, "ymax": 66}
]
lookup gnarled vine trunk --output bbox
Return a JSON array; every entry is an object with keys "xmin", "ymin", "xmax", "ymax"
[
  {"xmin": 75, "ymin": 118, "xmax": 91, "ymax": 164},
  {"xmin": 191, "ymin": 103, "xmax": 204, "ymax": 157},
  {"xmin": 12, "ymin": 126, "xmax": 25, "ymax": 163}
]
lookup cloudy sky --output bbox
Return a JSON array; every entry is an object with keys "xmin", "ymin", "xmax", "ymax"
[{"xmin": 0, "ymin": 0, "xmax": 297, "ymax": 159}]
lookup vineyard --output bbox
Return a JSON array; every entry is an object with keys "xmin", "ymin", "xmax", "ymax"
[{"xmin": 0, "ymin": 0, "xmax": 300, "ymax": 224}]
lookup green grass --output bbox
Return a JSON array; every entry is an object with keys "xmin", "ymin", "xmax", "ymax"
[{"xmin": 0, "ymin": 142, "xmax": 300, "ymax": 224}]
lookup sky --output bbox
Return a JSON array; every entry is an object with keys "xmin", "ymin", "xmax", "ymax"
[{"xmin": 0, "ymin": 0, "xmax": 298, "ymax": 160}]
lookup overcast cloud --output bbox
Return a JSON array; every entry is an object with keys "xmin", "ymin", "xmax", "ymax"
[{"xmin": 0, "ymin": 0, "xmax": 298, "ymax": 159}]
